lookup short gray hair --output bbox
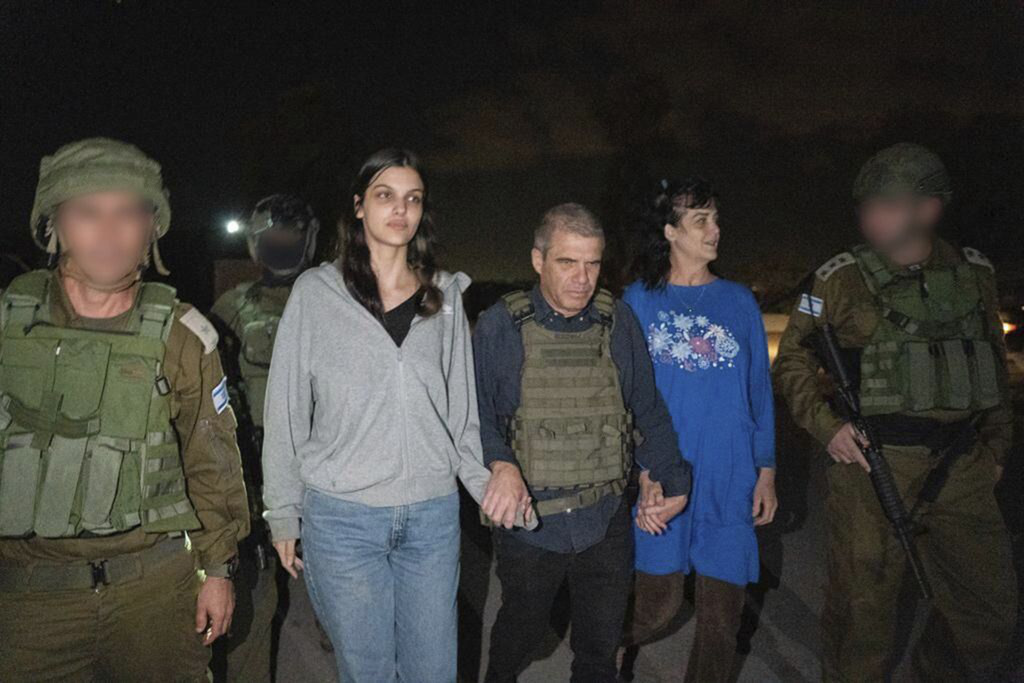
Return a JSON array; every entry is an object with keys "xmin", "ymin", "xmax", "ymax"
[{"xmin": 533, "ymin": 203, "xmax": 604, "ymax": 255}]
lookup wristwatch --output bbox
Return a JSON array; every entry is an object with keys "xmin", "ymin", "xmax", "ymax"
[{"xmin": 205, "ymin": 555, "xmax": 240, "ymax": 580}]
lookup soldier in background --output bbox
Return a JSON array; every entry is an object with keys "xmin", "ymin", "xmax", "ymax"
[
  {"xmin": 210, "ymin": 194, "xmax": 320, "ymax": 681},
  {"xmin": 0, "ymin": 137, "xmax": 249, "ymax": 682},
  {"xmin": 773, "ymin": 143, "xmax": 1017, "ymax": 680}
]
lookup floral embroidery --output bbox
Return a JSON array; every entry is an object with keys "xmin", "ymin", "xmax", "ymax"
[{"xmin": 648, "ymin": 309, "xmax": 740, "ymax": 372}]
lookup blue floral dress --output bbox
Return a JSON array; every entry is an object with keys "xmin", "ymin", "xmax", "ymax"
[{"xmin": 624, "ymin": 278, "xmax": 775, "ymax": 586}]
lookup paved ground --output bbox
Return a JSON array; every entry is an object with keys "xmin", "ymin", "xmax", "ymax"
[{"xmin": 271, "ymin": 445, "xmax": 1022, "ymax": 683}]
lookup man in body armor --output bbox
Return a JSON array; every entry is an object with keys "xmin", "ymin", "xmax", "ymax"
[
  {"xmin": 0, "ymin": 138, "xmax": 249, "ymax": 682},
  {"xmin": 209, "ymin": 193, "xmax": 319, "ymax": 682},
  {"xmin": 474, "ymin": 203, "xmax": 692, "ymax": 682},
  {"xmin": 774, "ymin": 143, "xmax": 1017, "ymax": 681}
]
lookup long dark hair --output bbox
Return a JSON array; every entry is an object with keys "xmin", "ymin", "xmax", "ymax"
[
  {"xmin": 338, "ymin": 148, "xmax": 443, "ymax": 319},
  {"xmin": 629, "ymin": 177, "xmax": 718, "ymax": 290}
]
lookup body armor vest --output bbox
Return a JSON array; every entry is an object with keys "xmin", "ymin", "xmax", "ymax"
[
  {"xmin": 506, "ymin": 289, "xmax": 633, "ymax": 503},
  {"xmin": 0, "ymin": 271, "xmax": 200, "ymax": 538},
  {"xmin": 853, "ymin": 246, "xmax": 1002, "ymax": 416},
  {"xmin": 230, "ymin": 283, "xmax": 287, "ymax": 427}
]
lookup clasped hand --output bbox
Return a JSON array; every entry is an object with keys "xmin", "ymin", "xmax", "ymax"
[{"xmin": 635, "ymin": 470, "xmax": 688, "ymax": 535}]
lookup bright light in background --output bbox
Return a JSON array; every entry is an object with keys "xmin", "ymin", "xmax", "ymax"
[{"xmin": 225, "ymin": 219, "xmax": 241, "ymax": 234}]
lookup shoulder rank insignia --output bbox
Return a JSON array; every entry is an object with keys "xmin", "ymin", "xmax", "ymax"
[
  {"xmin": 962, "ymin": 247, "xmax": 994, "ymax": 272},
  {"xmin": 179, "ymin": 307, "xmax": 219, "ymax": 354},
  {"xmin": 815, "ymin": 251, "xmax": 856, "ymax": 281}
]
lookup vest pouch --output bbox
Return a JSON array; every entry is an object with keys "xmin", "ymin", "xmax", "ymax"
[
  {"xmin": 241, "ymin": 320, "xmax": 277, "ymax": 425},
  {"xmin": 969, "ymin": 340, "xmax": 1002, "ymax": 410},
  {"xmin": 34, "ymin": 435, "xmax": 88, "ymax": 537},
  {"xmin": 139, "ymin": 437, "xmax": 198, "ymax": 532},
  {"xmin": 79, "ymin": 438, "xmax": 127, "ymax": 533},
  {"xmin": 52, "ymin": 338, "xmax": 109, "ymax": 420},
  {"xmin": 905, "ymin": 342, "xmax": 938, "ymax": 411},
  {"xmin": 101, "ymin": 353, "xmax": 157, "ymax": 439},
  {"xmin": 938, "ymin": 340, "xmax": 972, "ymax": 410},
  {"xmin": 0, "ymin": 337, "xmax": 59, "ymax": 412},
  {"xmin": 242, "ymin": 319, "xmax": 277, "ymax": 368},
  {"xmin": 0, "ymin": 435, "xmax": 41, "ymax": 537}
]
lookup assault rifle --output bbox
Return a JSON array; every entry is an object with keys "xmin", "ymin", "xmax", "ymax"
[{"xmin": 813, "ymin": 323, "xmax": 933, "ymax": 600}]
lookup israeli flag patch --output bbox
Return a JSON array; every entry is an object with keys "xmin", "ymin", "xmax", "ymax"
[
  {"xmin": 212, "ymin": 377, "xmax": 230, "ymax": 415},
  {"xmin": 798, "ymin": 293, "xmax": 823, "ymax": 318}
]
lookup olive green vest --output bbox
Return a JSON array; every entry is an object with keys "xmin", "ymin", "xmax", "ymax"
[
  {"xmin": 226, "ymin": 283, "xmax": 288, "ymax": 427},
  {"xmin": 506, "ymin": 289, "xmax": 632, "ymax": 514},
  {"xmin": 853, "ymin": 246, "xmax": 1002, "ymax": 416},
  {"xmin": 0, "ymin": 271, "xmax": 200, "ymax": 538}
]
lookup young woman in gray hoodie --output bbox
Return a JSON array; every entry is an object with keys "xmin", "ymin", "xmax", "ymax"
[{"xmin": 261, "ymin": 149, "xmax": 528, "ymax": 681}]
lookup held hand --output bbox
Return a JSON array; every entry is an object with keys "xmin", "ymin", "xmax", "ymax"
[
  {"xmin": 635, "ymin": 470, "xmax": 668, "ymax": 535},
  {"xmin": 636, "ymin": 494, "xmax": 688, "ymax": 535},
  {"xmin": 273, "ymin": 539, "xmax": 305, "ymax": 579},
  {"xmin": 638, "ymin": 470, "xmax": 664, "ymax": 509},
  {"xmin": 827, "ymin": 422, "xmax": 871, "ymax": 472},
  {"xmin": 195, "ymin": 576, "xmax": 235, "ymax": 646},
  {"xmin": 482, "ymin": 461, "xmax": 532, "ymax": 529},
  {"xmin": 752, "ymin": 469, "xmax": 778, "ymax": 526}
]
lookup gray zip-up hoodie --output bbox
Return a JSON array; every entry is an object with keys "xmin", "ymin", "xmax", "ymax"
[{"xmin": 261, "ymin": 261, "xmax": 490, "ymax": 541}]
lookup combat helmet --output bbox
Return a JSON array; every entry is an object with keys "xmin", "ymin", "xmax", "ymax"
[
  {"xmin": 246, "ymin": 194, "xmax": 320, "ymax": 278},
  {"xmin": 853, "ymin": 142, "xmax": 952, "ymax": 205},
  {"xmin": 30, "ymin": 137, "xmax": 173, "ymax": 274}
]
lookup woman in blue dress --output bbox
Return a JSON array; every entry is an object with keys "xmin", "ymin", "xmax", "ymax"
[{"xmin": 623, "ymin": 177, "xmax": 777, "ymax": 682}]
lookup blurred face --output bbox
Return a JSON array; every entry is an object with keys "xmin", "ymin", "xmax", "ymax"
[
  {"xmin": 354, "ymin": 165, "xmax": 424, "ymax": 250},
  {"xmin": 56, "ymin": 190, "xmax": 154, "ymax": 286},
  {"xmin": 858, "ymin": 195, "xmax": 941, "ymax": 265},
  {"xmin": 532, "ymin": 228, "xmax": 604, "ymax": 318},
  {"xmin": 664, "ymin": 200, "xmax": 720, "ymax": 267}
]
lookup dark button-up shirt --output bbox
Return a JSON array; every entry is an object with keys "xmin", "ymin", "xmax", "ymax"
[{"xmin": 473, "ymin": 286, "xmax": 691, "ymax": 553}]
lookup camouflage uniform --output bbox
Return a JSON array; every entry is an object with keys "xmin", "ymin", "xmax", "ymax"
[
  {"xmin": 0, "ymin": 138, "xmax": 250, "ymax": 682},
  {"xmin": 209, "ymin": 194, "xmax": 319, "ymax": 682},
  {"xmin": 774, "ymin": 144, "xmax": 1017, "ymax": 681}
]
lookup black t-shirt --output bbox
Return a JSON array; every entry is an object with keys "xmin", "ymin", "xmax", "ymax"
[{"xmin": 382, "ymin": 288, "xmax": 422, "ymax": 347}]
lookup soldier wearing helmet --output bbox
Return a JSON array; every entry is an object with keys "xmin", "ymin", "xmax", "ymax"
[
  {"xmin": 209, "ymin": 193, "xmax": 320, "ymax": 682},
  {"xmin": 774, "ymin": 143, "xmax": 1017, "ymax": 680},
  {"xmin": 0, "ymin": 138, "xmax": 250, "ymax": 682}
]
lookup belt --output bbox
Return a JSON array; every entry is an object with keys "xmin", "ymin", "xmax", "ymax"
[
  {"xmin": 865, "ymin": 415, "xmax": 973, "ymax": 451},
  {"xmin": 0, "ymin": 537, "xmax": 189, "ymax": 593},
  {"xmin": 533, "ymin": 479, "xmax": 626, "ymax": 518}
]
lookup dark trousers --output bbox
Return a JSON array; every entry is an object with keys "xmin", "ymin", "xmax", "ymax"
[
  {"xmin": 485, "ymin": 502, "xmax": 634, "ymax": 683},
  {"xmin": 216, "ymin": 542, "xmax": 278, "ymax": 683},
  {"xmin": 685, "ymin": 575, "xmax": 746, "ymax": 683},
  {"xmin": 0, "ymin": 542, "xmax": 207, "ymax": 682},
  {"xmin": 624, "ymin": 571, "xmax": 745, "ymax": 682}
]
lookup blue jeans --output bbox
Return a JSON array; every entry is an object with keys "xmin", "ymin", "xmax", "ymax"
[{"xmin": 301, "ymin": 488, "xmax": 460, "ymax": 682}]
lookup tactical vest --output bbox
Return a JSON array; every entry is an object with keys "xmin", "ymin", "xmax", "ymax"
[
  {"xmin": 505, "ymin": 289, "xmax": 633, "ymax": 515},
  {"xmin": 230, "ymin": 283, "xmax": 287, "ymax": 427},
  {"xmin": 852, "ymin": 246, "xmax": 1002, "ymax": 416},
  {"xmin": 0, "ymin": 271, "xmax": 200, "ymax": 538}
]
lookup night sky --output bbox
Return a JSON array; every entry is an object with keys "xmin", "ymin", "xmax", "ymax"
[{"xmin": 2, "ymin": 1, "xmax": 1022, "ymax": 309}]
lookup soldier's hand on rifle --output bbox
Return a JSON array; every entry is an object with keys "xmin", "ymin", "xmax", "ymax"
[
  {"xmin": 752, "ymin": 468, "xmax": 778, "ymax": 526},
  {"xmin": 828, "ymin": 422, "xmax": 871, "ymax": 472},
  {"xmin": 273, "ymin": 538, "xmax": 305, "ymax": 579},
  {"xmin": 483, "ymin": 461, "xmax": 533, "ymax": 529}
]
